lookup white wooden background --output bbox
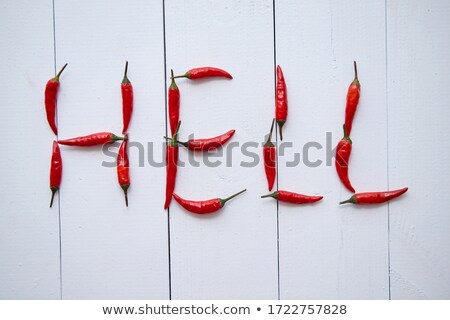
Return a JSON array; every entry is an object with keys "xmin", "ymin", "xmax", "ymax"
[{"xmin": 1, "ymin": 0, "xmax": 449, "ymax": 300}]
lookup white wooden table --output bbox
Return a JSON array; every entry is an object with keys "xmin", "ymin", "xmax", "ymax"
[{"xmin": 1, "ymin": 0, "xmax": 449, "ymax": 299}]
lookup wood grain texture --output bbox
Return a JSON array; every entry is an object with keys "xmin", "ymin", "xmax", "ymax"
[
  {"xmin": 387, "ymin": 0, "xmax": 450, "ymax": 299},
  {"xmin": 275, "ymin": 0, "xmax": 389, "ymax": 299},
  {"xmin": 54, "ymin": 0, "xmax": 169, "ymax": 299},
  {"xmin": 165, "ymin": 0, "xmax": 278, "ymax": 299},
  {"xmin": 0, "ymin": 0, "xmax": 60, "ymax": 299}
]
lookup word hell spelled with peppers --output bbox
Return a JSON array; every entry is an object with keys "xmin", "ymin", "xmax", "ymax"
[{"xmin": 45, "ymin": 63, "xmax": 407, "ymax": 210}]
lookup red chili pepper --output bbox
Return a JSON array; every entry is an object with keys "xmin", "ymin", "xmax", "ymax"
[
  {"xmin": 340, "ymin": 187, "xmax": 408, "ymax": 205},
  {"xmin": 50, "ymin": 141, "xmax": 62, "ymax": 207},
  {"xmin": 335, "ymin": 124, "xmax": 355, "ymax": 193},
  {"xmin": 121, "ymin": 61, "xmax": 133, "ymax": 134},
  {"xmin": 275, "ymin": 65, "xmax": 287, "ymax": 140},
  {"xmin": 168, "ymin": 129, "xmax": 235, "ymax": 152},
  {"xmin": 344, "ymin": 61, "xmax": 361, "ymax": 136},
  {"xmin": 172, "ymin": 67, "xmax": 232, "ymax": 80},
  {"xmin": 117, "ymin": 134, "xmax": 130, "ymax": 207},
  {"xmin": 164, "ymin": 121, "xmax": 181, "ymax": 209},
  {"xmin": 173, "ymin": 189, "xmax": 246, "ymax": 214},
  {"xmin": 263, "ymin": 119, "xmax": 276, "ymax": 191},
  {"xmin": 45, "ymin": 63, "xmax": 67, "ymax": 135},
  {"xmin": 261, "ymin": 190, "xmax": 323, "ymax": 204},
  {"xmin": 58, "ymin": 132, "xmax": 123, "ymax": 146},
  {"xmin": 168, "ymin": 69, "xmax": 180, "ymax": 136}
]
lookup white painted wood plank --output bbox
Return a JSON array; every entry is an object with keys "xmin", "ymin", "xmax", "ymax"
[
  {"xmin": 54, "ymin": 0, "xmax": 169, "ymax": 299},
  {"xmin": 165, "ymin": 0, "xmax": 278, "ymax": 299},
  {"xmin": 387, "ymin": 0, "xmax": 450, "ymax": 299},
  {"xmin": 0, "ymin": 0, "xmax": 61, "ymax": 299},
  {"xmin": 276, "ymin": 0, "xmax": 389, "ymax": 299}
]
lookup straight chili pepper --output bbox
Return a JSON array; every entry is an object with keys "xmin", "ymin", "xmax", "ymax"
[
  {"xmin": 340, "ymin": 187, "xmax": 408, "ymax": 205},
  {"xmin": 58, "ymin": 132, "xmax": 123, "ymax": 146},
  {"xmin": 168, "ymin": 69, "xmax": 180, "ymax": 136},
  {"xmin": 172, "ymin": 67, "xmax": 232, "ymax": 80},
  {"xmin": 121, "ymin": 61, "xmax": 133, "ymax": 134},
  {"xmin": 275, "ymin": 65, "xmax": 287, "ymax": 141},
  {"xmin": 117, "ymin": 134, "xmax": 130, "ymax": 207},
  {"xmin": 261, "ymin": 190, "xmax": 323, "ymax": 204},
  {"xmin": 45, "ymin": 63, "xmax": 68, "ymax": 135},
  {"xmin": 263, "ymin": 119, "xmax": 276, "ymax": 191},
  {"xmin": 166, "ymin": 129, "xmax": 235, "ymax": 152},
  {"xmin": 164, "ymin": 121, "xmax": 181, "ymax": 209},
  {"xmin": 344, "ymin": 61, "xmax": 361, "ymax": 136},
  {"xmin": 335, "ymin": 124, "xmax": 355, "ymax": 193},
  {"xmin": 173, "ymin": 189, "xmax": 246, "ymax": 214},
  {"xmin": 50, "ymin": 141, "xmax": 62, "ymax": 207}
]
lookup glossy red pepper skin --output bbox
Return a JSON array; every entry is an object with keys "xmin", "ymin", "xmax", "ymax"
[
  {"xmin": 45, "ymin": 63, "xmax": 67, "ymax": 135},
  {"xmin": 173, "ymin": 67, "xmax": 232, "ymax": 80},
  {"xmin": 262, "ymin": 190, "xmax": 323, "ymax": 204},
  {"xmin": 121, "ymin": 61, "xmax": 133, "ymax": 134},
  {"xmin": 335, "ymin": 125, "xmax": 355, "ymax": 193},
  {"xmin": 263, "ymin": 119, "xmax": 276, "ymax": 191},
  {"xmin": 344, "ymin": 61, "xmax": 361, "ymax": 136},
  {"xmin": 168, "ymin": 69, "xmax": 180, "ymax": 136},
  {"xmin": 275, "ymin": 65, "xmax": 287, "ymax": 140},
  {"xmin": 50, "ymin": 141, "xmax": 62, "ymax": 207},
  {"xmin": 173, "ymin": 189, "xmax": 246, "ymax": 214},
  {"xmin": 340, "ymin": 187, "xmax": 408, "ymax": 205},
  {"xmin": 117, "ymin": 135, "xmax": 130, "ymax": 206},
  {"xmin": 181, "ymin": 129, "xmax": 235, "ymax": 152},
  {"xmin": 58, "ymin": 132, "xmax": 123, "ymax": 146},
  {"xmin": 164, "ymin": 122, "xmax": 181, "ymax": 209}
]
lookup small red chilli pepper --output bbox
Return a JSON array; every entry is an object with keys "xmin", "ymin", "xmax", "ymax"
[
  {"xmin": 261, "ymin": 190, "xmax": 323, "ymax": 204},
  {"xmin": 45, "ymin": 63, "xmax": 67, "ymax": 135},
  {"xmin": 275, "ymin": 65, "xmax": 287, "ymax": 140},
  {"xmin": 50, "ymin": 141, "xmax": 62, "ymax": 207},
  {"xmin": 117, "ymin": 134, "xmax": 130, "ymax": 207},
  {"xmin": 168, "ymin": 69, "xmax": 180, "ymax": 136},
  {"xmin": 263, "ymin": 119, "xmax": 276, "ymax": 191},
  {"xmin": 340, "ymin": 187, "xmax": 408, "ymax": 205},
  {"xmin": 167, "ymin": 129, "xmax": 235, "ymax": 152},
  {"xmin": 58, "ymin": 132, "xmax": 123, "ymax": 146},
  {"xmin": 172, "ymin": 67, "xmax": 232, "ymax": 80},
  {"xmin": 335, "ymin": 124, "xmax": 355, "ymax": 193},
  {"xmin": 344, "ymin": 61, "xmax": 361, "ymax": 136},
  {"xmin": 173, "ymin": 189, "xmax": 246, "ymax": 214},
  {"xmin": 121, "ymin": 61, "xmax": 133, "ymax": 134},
  {"xmin": 164, "ymin": 121, "xmax": 181, "ymax": 209}
]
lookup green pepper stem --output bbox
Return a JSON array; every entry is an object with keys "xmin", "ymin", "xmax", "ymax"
[
  {"xmin": 54, "ymin": 63, "xmax": 68, "ymax": 82},
  {"xmin": 354, "ymin": 61, "xmax": 358, "ymax": 81},
  {"xmin": 121, "ymin": 184, "xmax": 129, "ymax": 207},
  {"xmin": 122, "ymin": 61, "xmax": 130, "ymax": 84},
  {"xmin": 164, "ymin": 135, "xmax": 187, "ymax": 147},
  {"xmin": 170, "ymin": 121, "xmax": 181, "ymax": 146},
  {"xmin": 339, "ymin": 195, "xmax": 356, "ymax": 205},
  {"xmin": 261, "ymin": 191, "xmax": 277, "ymax": 199},
  {"xmin": 170, "ymin": 69, "xmax": 178, "ymax": 88},
  {"xmin": 265, "ymin": 118, "xmax": 275, "ymax": 145},
  {"xmin": 220, "ymin": 189, "xmax": 247, "ymax": 205},
  {"xmin": 277, "ymin": 120, "xmax": 285, "ymax": 141},
  {"xmin": 171, "ymin": 72, "xmax": 189, "ymax": 79},
  {"xmin": 50, "ymin": 187, "xmax": 58, "ymax": 207}
]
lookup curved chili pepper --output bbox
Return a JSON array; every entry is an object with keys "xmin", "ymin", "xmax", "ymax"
[
  {"xmin": 117, "ymin": 134, "xmax": 130, "ymax": 207},
  {"xmin": 58, "ymin": 132, "xmax": 123, "ymax": 146},
  {"xmin": 172, "ymin": 67, "xmax": 232, "ymax": 80},
  {"xmin": 164, "ymin": 121, "xmax": 181, "ymax": 209},
  {"xmin": 50, "ymin": 141, "xmax": 62, "ymax": 207},
  {"xmin": 168, "ymin": 129, "xmax": 235, "ymax": 152},
  {"xmin": 263, "ymin": 119, "xmax": 276, "ymax": 191},
  {"xmin": 335, "ymin": 124, "xmax": 355, "ymax": 193},
  {"xmin": 275, "ymin": 65, "xmax": 287, "ymax": 140},
  {"xmin": 261, "ymin": 190, "xmax": 323, "ymax": 204},
  {"xmin": 340, "ymin": 187, "xmax": 408, "ymax": 205},
  {"xmin": 168, "ymin": 69, "xmax": 180, "ymax": 136},
  {"xmin": 45, "ymin": 63, "xmax": 67, "ymax": 135},
  {"xmin": 344, "ymin": 61, "xmax": 361, "ymax": 136},
  {"xmin": 121, "ymin": 61, "xmax": 133, "ymax": 134},
  {"xmin": 173, "ymin": 189, "xmax": 246, "ymax": 214}
]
